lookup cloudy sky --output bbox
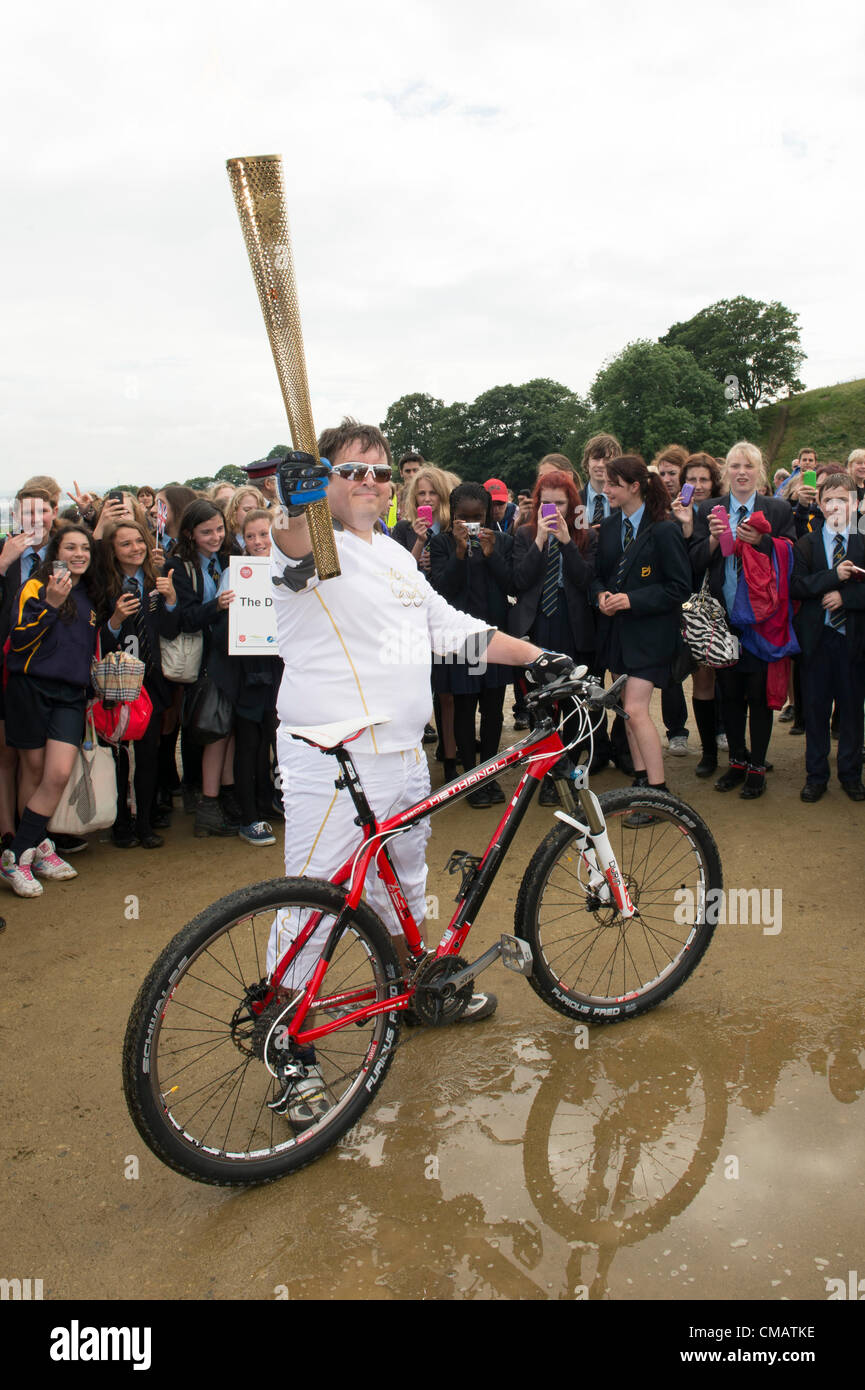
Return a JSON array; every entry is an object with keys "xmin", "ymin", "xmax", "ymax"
[{"xmin": 3, "ymin": 0, "xmax": 863, "ymax": 497}]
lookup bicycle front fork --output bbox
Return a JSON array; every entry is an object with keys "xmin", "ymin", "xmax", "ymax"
[{"xmin": 552, "ymin": 768, "xmax": 637, "ymax": 919}]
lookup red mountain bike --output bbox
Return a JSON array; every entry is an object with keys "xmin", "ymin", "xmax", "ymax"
[{"xmin": 123, "ymin": 671, "xmax": 722, "ymax": 1186}]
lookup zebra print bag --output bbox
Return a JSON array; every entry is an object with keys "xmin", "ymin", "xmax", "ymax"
[{"xmin": 681, "ymin": 574, "xmax": 740, "ymax": 668}]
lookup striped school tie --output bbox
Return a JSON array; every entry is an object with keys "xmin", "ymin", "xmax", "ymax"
[
  {"xmin": 734, "ymin": 504, "xmax": 748, "ymax": 578},
  {"xmin": 592, "ymin": 494, "xmax": 605, "ymax": 525},
  {"xmin": 616, "ymin": 517, "xmax": 634, "ymax": 587},
  {"xmin": 541, "ymin": 538, "xmax": 561, "ymax": 617},
  {"xmin": 130, "ymin": 579, "xmax": 154, "ymax": 670},
  {"xmin": 829, "ymin": 534, "xmax": 847, "ymax": 631}
]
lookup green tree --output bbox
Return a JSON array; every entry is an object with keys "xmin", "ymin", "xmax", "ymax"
[
  {"xmin": 215, "ymin": 464, "xmax": 246, "ymax": 485},
  {"xmin": 183, "ymin": 475, "xmax": 216, "ymax": 490},
  {"xmin": 381, "ymin": 379, "xmax": 586, "ymax": 488},
  {"xmin": 660, "ymin": 296, "xmax": 805, "ymax": 412},
  {"xmin": 589, "ymin": 340, "xmax": 754, "ymax": 458},
  {"xmin": 380, "ymin": 393, "xmax": 446, "ymax": 461}
]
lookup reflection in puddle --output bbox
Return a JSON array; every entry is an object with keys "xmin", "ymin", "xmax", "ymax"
[{"xmin": 140, "ymin": 1000, "xmax": 865, "ymax": 1300}]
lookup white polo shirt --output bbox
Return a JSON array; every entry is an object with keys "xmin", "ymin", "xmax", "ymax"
[{"xmin": 270, "ymin": 527, "xmax": 492, "ymax": 755}]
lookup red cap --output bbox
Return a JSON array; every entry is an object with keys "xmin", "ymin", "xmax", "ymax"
[{"xmin": 484, "ymin": 478, "xmax": 509, "ymax": 503}]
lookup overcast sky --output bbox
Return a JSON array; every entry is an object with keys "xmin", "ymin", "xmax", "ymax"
[{"xmin": 2, "ymin": 0, "xmax": 863, "ymax": 498}]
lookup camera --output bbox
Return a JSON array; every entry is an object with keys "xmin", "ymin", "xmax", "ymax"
[{"xmin": 465, "ymin": 522, "xmax": 481, "ymax": 537}]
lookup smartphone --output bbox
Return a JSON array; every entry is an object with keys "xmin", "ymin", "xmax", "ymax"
[
  {"xmin": 107, "ymin": 490, "xmax": 124, "ymax": 504},
  {"xmin": 417, "ymin": 505, "xmax": 433, "ymax": 527},
  {"xmin": 53, "ymin": 561, "xmax": 68, "ymax": 577},
  {"xmin": 680, "ymin": 483, "xmax": 696, "ymax": 505},
  {"xmin": 803, "ymin": 470, "xmax": 817, "ymax": 488},
  {"xmin": 541, "ymin": 503, "xmax": 558, "ymax": 519},
  {"xmin": 711, "ymin": 504, "xmax": 735, "ymax": 556}
]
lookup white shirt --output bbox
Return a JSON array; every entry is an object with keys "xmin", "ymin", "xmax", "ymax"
[{"xmin": 270, "ymin": 528, "xmax": 492, "ymax": 755}]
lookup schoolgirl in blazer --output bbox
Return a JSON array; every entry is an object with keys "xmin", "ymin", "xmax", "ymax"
[{"xmin": 590, "ymin": 455, "xmax": 691, "ymax": 792}]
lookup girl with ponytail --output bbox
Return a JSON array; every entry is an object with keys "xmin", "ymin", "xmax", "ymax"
[{"xmin": 591, "ymin": 454, "xmax": 691, "ymax": 809}]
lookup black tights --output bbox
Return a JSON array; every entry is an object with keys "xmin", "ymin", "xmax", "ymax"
[
  {"xmin": 114, "ymin": 706, "xmax": 162, "ymax": 836},
  {"xmin": 717, "ymin": 661, "xmax": 773, "ymax": 767},
  {"xmin": 234, "ymin": 710, "xmax": 277, "ymax": 824},
  {"xmin": 453, "ymin": 687, "xmax": 506, "ymax": 771}
]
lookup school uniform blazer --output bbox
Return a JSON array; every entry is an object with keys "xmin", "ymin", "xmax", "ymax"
[
  {"xmin": 790, "ymin": 527, "xmax": 865, "ymax": 661},
  {"xmin": 689, "ymin": 493, "xmax": 796, "ymax": 601},
  {"xmin": 0, "ymin": 554, "xmax": 29, "ymax": 648},
  {"xmin": 508, "ymin": 524, "xmax": 597, "ymax": 652},
  {"xmin": 590, "ymin": 514, "xmax": 692, "ymax": 669},
  {"xmin": 100, "ymin": 591, "xmax": 181, "ymax": 712},
  {"xmin": 169, "ymin": 552, "xmax": 240, "ymax": 639}
]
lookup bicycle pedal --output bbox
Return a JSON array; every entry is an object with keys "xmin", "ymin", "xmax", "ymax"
[{"xmin": 500, "ymin": 933, "xmax": 533, "ymax": 976}]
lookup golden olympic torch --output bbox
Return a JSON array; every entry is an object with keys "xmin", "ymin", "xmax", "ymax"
[{"xmin": 226, "ymin": 153, "xmax": 340, "ymax": 580}]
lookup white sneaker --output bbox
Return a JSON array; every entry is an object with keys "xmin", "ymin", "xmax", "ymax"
[
  {"xmin": 32, "ymin": 838, "xmax": 77, "ymax": 881},
  {"xmin": 1, "ymin": 847, "xmax": 44, "ymax": 897},
  {"xmin": 269, "ymin": 1064, "xmax": 330, "ymax": 1130},
  {"xmin": 667, "ymin": 736, "xmax": 690, "ymax": 755}
]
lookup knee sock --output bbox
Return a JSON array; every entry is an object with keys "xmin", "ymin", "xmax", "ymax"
[{"xmin": 11, "ymin": 807, "xmax": 50, "ymax": 860}]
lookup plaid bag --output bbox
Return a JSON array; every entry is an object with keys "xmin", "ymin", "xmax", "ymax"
[
  {"xmin": 90, "ymin": 649, "xmax": 146, "ymax": 704},
  {"xmin": 681, "ymin": 574, "xmax": 740, "ymax": 669}
]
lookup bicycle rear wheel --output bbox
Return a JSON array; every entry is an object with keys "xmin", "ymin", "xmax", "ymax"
[
  {"xmin": 123, "ymin": 878, "xmax": 401, "ymax": 1186},
  {"xmin": 515, "ymin": 788, "xmax": 722, "ymax": 1022}
]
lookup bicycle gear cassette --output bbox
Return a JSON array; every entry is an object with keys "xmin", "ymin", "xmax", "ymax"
[{"xmin": 411, "ymin": 954, "xmax": 474, "ymax": 1026}]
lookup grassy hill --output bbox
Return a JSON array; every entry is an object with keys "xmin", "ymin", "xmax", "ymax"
[{"xmin": 755, "ymin": 377, "xmax": 865, "ymax": 468}]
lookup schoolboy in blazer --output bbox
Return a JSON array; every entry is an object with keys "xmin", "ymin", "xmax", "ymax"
[{"xmin": 790, "ymin": 472, "xmax": 865, "ymax": 802}]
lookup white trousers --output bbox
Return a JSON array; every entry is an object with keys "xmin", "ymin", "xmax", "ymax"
[{"xmin": 266, "ymin": 728, "xmax": 432, "ymax": 980}]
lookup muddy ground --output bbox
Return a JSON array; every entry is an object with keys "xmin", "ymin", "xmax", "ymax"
[{"xmin": 1, "ymin": 701, "xmax": 863, "ymax": 1302}]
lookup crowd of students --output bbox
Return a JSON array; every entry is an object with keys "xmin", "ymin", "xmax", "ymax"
[{"xmin": 1, "ymin": 428, "xmax": 863, "ymax": 899}]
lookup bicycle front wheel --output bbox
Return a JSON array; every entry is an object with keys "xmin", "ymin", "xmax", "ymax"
[
  {"xmin": 515, "ymin": 788, "xmax": 722, "ymax": 1023},
  {"xmin": 123, "ymin": 878, "xmax": 401, "ymax": 1186}
]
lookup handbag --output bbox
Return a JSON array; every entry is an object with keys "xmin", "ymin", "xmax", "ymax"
[
  {"xmin": 159, "ymin": 561, "xmax": 204, "ymax": 683},
  {"xmin": 91, "ymin": 686, "xmax": 154, "ymax": 745},
  {"xmin": 183, "ymin": 672, "xmax": 233, "ymax": 745},
  {"xmin": 48, "ymin": 714, "xmax": 117, "ymax": 835},
  {"xmin": 681, "ymin": 574, "xmax": 740, "ymax": 669}
]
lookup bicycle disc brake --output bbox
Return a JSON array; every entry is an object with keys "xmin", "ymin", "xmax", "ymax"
[{"xmin": 411, "ymin": 954, "xmax": 474, "ymax": 1027}]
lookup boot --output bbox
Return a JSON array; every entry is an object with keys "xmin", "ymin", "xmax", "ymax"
[
  {"xmin": 194, "ymin": 795, "xmax": 238, "ymax": 838},
  {"xmin": 692, "ymin": 697, "xmax": 718, "ymax": 778}
]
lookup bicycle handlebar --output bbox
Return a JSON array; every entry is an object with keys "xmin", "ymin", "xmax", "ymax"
[{"xmin": 524, "ymin": 672, "xmax": 629, "ymax": 720}]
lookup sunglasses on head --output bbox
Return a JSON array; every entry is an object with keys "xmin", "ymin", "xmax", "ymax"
[{"xmin": 332, "ymin": 462, "xmax": 392, "ymax": 483}]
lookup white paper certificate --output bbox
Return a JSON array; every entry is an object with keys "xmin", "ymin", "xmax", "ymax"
[{"xmin": 228, "ymin": 555, "xmax": 279, "ymax": 656}]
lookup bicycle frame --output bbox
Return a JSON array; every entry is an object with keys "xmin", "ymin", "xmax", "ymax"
[{"xmin": 268, "ymin": 699, "xmax": 634, "ymax": 1049}]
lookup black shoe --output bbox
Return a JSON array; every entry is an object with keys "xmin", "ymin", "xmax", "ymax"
[
  {"xmin": 740, "ymin": 768, "xmax": 766, "ymax": 799},
  {"xmin": 589, "ymin": 754, "xmax": 611, "ymax": 775},
  {"xmin": 695, "ymin": 752, "xmax": 718, "ymax": 778},
  {"xmin": 112, "ymin": 829, "xmax": 140, "ymax": 849},
  {"xmin": 513, "ymin": 716, "xmax": 529, "ymax": 730},
  {"xmin": 466, "ymin": 785, "xmax": 493, "ymax": 808},
  {"xmin": 151, "ymin": 809, "xmax": 172, "ymax": 830},
  {"xmin": 715, "ymin": 763, "xmax": 747, "ymax": 791},
  {"xmin": 219, "ymin": 787, "xmax": 244, "ymax": 826},
  {"xmin": 422, "ymin": 723, "xmax": 437, "ymax": 744},
  {"xmin": 789, "ymin": 724, "xmax": 805, "ymax": 736},
  {"xmin": 460, "ymin": 991, "xmax": 497, "ymax": 1021},
  {"xmin": 613, "ymin": 752, "xmax": 635, "ymax": 777},
  {"xmin": 52, "ymin": 832, "xmax": 88, "ymax": 854},
  {"xmin": 538, "ymin": 778, "xmax": 560, "ymax": 806},
  {"xmin": 486, "ymin": 781, "xmax": 506, "ymax": 804},
  {"xmin": 181, "ymin": 783, "xmax": 200, "ymax": 815},
  {"xmin": 139, "ymin": 832, "xmax": 165, "ymax": 849},
  {"xmin": 840, "ymin": 781, "xmax": 865, "ymax": 801},
  {"xmin": 778, "ymin": 705, "xmax": 795, "ymax": 723},
  {"xmin": 800, "ymin": 781, "xmax": 827, "ymax": 803}
]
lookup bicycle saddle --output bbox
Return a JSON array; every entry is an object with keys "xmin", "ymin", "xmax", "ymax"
[{"xmin": 282, "ymin": 714, "xmax": 392, "ymax": 750}]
